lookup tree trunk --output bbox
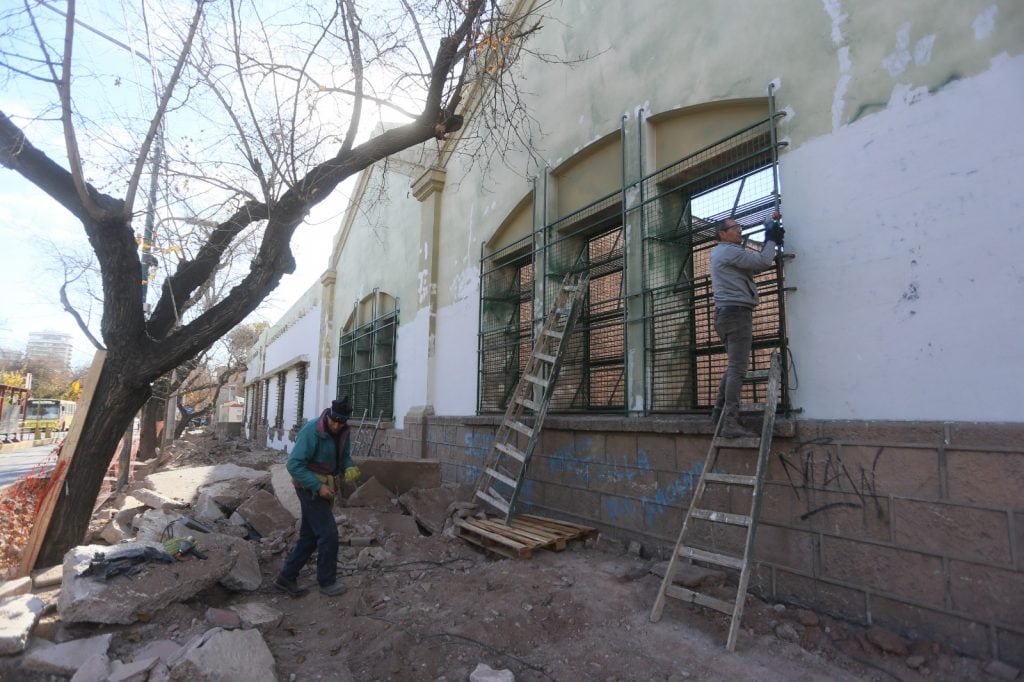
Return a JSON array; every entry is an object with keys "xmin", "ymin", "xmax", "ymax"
[
  {"xmin": 36, "ymin": 361, "xmax": 150, "ymax": 568},
  {"xmin": 137, "ymin": 394, "xmax": 165, "ymax": 461}
]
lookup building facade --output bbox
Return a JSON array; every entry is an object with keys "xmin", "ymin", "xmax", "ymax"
[
  {"xmin": 244, "ymin": 0, "xmax": 1024, "ymax": 664},
  {"xmin": 25, "ymin": 330, "xmax": 73, "ymax": 371}
]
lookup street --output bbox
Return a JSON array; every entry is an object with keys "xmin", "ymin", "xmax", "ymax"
[{"xmin": 0, "ymin": 443, "xmax": 58, "ymax": 490}]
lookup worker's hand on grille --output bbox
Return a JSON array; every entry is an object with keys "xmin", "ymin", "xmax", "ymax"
[
  {"xmin": 344, "ymin": 466, "xmax": 362, "ymax": 485},
  {"xmin": 765, "ymin": 222, "xmax": 785, "ymax": 246}
]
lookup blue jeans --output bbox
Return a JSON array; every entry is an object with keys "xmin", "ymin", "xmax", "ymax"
[
  {"xmin": 714, "ymin": 306, "xmax": 753, "ymax": 413},
  {"xmin": 278, "ymin": 491, "xmax": 339, "ymax": 587}
]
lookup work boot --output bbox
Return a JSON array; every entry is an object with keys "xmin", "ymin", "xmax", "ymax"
[
  {"xmin": 719, "ymin": 408, "xmax": 757, "ymax": 439},
  {"xmin": 319, "ymin": 582, "xmax": 348, "ymax": 597},
  {"xmin": 272, "ymin": 575, "xmax": 309, "ymax": 597}
]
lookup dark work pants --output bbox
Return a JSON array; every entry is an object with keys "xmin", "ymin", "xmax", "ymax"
[
  {"xmin": 278, "ymin": 491, "xmax": 339, "ymax": 587},
  {"xmin": 714, "ymin": 307, "xmax": 753, "ymax": 413}
]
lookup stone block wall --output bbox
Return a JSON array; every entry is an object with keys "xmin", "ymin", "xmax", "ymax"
[{"xmin": 404, "ymin": 413, "xmax": 1023, "ymax": 666}]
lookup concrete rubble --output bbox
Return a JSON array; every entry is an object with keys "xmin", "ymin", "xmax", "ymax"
[{"xmin": 0, "ymin": 593, "xmax": 44, "ymax": 654}]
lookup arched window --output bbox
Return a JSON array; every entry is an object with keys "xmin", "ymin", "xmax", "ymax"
[{"xmin": 337, "ymin": 290, "xmax": 398, "ymax": 420}]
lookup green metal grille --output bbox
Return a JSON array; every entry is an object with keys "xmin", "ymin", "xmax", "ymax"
[
  {"xmin": 639, "ymin": 116, "xmax": 788, "ymax": 412},
  {"xmin": 337, "ymin": 308, "xmax": 398, "ymax": 419}
]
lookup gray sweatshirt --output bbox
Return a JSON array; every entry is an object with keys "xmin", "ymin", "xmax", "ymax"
[{"xmin": 710, "ymin": 239, "xmax": 779, "ymax": 309}]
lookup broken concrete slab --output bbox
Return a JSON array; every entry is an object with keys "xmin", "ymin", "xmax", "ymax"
[
  {"xmin": 216, "ymin": 533, "xmax": 262, "ymax": 592},
  {"xmin": 167, "ymin": 627, "xmax": 276, "ymax": 681},
  {"xmin": 353, "ymin": 457, "xmax": 441, "ymax": 494},
  {"xmin": 130, "ymin": 487, "xmax": 188, "ymax": 511},
  {"xmin": 398, "ymin": 483, "xmax": 473, "ymax": 535},
  {"xmin": 0, "ymin": 593, "xmax": 45, "ymax": 655},
  {"xmin": 69, "ymin": 652, "xmax": 110, "ymax": 682},
  {"xmin": 270, "ymin": 463, "xmax": 300, "ymax": 519},
  {"xmin": 196, "ymin": 478, "xmax": 264, "ymax": 520},
  {"xmin": 133, "ymin": 638, "xmax": 183, "ymax": 664},
  {"xmin": 346, "ymin": 476, "xmax": 397, "ymax": 511},
  {"xmin": 22, "ymin": 633, "xmax": 113, "ymax": 675},
  {"xmin": 0, "ymin": 576, "xmax": 32, "ymax": 600},
  {"xmin": 58, "ymin": 541, "xmax": 236, "ymax": 624},
  {"xmin": 235, "ymin": 489, "xmax": 295, "ymax": 536},
  {"xmin": 144, "ymin": 464, "xmax": 270, "ymax": 506},
  {"xmin": 31, "ymin": 564, "xmax": 64, "ymax": 589},
  {"xmin": 107, "ymin": 655, "xmax": 160, "ymax": 682},
  {"xmin": 193, "ymin": 491, "xmax": 227, "ymax": 523},
  {"xmin": 132, "ymin": 508, "xmax": 188, "ymax": 544},
  {"xmin": 230, "ymin": 602, "xmax": 283, "ymax": 633},
  {"xmin": 470, "ymin": 662, "xmax": 515, "ymax": 681},
  {"xmin": 206, "ymin": 607, "xmax": 242, "ymax": 629}
]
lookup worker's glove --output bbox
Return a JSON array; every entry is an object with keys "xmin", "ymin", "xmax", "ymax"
[
  {"xmin": 344, "ymin": 466, "xmax": 362, "ymax": 485},
  {"xmin": 764, "ymin": 220, "xmax": 785, "ymax": 246}
]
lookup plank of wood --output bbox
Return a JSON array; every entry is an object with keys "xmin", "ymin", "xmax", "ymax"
[
  {"xmin": 455, "ymin": 518, "xmax": 529, "ymax": 552},
  {"xmin": 18, "ymin": 350, "xmax": 106, "ymax": 576},
  {"xmin": 478, "ymin": 519, "xmax": 556, "ymax": 546}
]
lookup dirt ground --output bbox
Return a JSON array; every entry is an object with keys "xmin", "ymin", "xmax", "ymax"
[{"xmin": 1, "ymin": 434, "xmax": 1010, "ymax": 681}]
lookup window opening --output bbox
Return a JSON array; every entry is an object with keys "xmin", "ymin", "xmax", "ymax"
[
  {"xmin": 274, "ymin": 371, "xmax": 286, "ymax": 429},
  {"xmin": 337, "ymin": 292, "xmax": 398, "ymax": 419}
]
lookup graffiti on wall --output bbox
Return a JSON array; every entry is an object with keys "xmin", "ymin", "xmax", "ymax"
[{"xmin": 776, "ymin": 438, "xmax": 887, "ymax": 523}]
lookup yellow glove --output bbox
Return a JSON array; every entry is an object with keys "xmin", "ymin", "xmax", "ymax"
[{"xmin": 344, "ymin": 466, "xmax": 361, "ymax": 485}]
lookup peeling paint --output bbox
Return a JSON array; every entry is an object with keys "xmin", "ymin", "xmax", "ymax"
[
  {"xmin": 914, "ymin": 35, "xmax": 936, "ymax": 67},
  {"xmin": 823, "ymin": 0, "xmax": 851, "ymax": 131},
  {"xmin": 973, "ymin": 5, "xmax": 998, "ymax": 40},
  {"xmin": 883, "ymin": 22, "xmax": 914, "ymax": 76}
]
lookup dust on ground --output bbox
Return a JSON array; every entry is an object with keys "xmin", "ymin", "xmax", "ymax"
[{"xmin": 1, "ymin": 433, "xmax": 1006, "ymax": 681}]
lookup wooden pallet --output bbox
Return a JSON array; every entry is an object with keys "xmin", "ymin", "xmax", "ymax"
[{"xmin": 455, "ymin": 513, "xmax": 596, "ymax": 559}]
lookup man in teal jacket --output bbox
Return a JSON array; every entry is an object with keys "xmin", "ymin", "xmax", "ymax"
[{"xmin": 273, "ymin": 396, "xmax": 360, "ymax": 597}]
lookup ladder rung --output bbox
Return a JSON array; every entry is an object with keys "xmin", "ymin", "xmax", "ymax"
[
  {"xmin": 743, "ymin": 370, "xmax": 769, "ymax": 381},
  {"xmin": 485, "ymin": 467, "xmax": 517, "ymax": 489},
  {"xmin": 555, "ymin": 307, "xmax": 571, "ymax": 316},
  {"xmin": 739, "ymin": 402, "xmax": 766, "ymax": 413},
  {"xmin": 505, "ymin": 420, "xmax": 534, "ymax": 438},
  {"xmin": 690, "ymin": 508, "xmax": 751, "ymax": 527},
  {"xmin": 524, "ymin": 374, "xmax": 549, "ymax": 388},
  {"xmin": 678, "ymin": 545, "xmax": 745, "ymax": 571},
  {"xmin": 714, "ymin": 436, "xmax": 760, "ymax": 449},
  {"xmin": 665, "ymin": 584, "xmax": 734, "ymax": 615},
  {"xmin": 562, "ymin": 285, "xmax": 578, "ymax": 292},
  {"xmin": 703, "ymin": 473, "xmax": 756, "ymax": 486},
  {"xmin": 515, "ymin": 396, "xmax": 541, "ymax": 411},
  {"xmin": 495, "ymin": 442, "xmax": 526, "ymax": 462},
  {"xmin": 535, "ymin": 352, "xmax": 557, "ymax": 364},
  {"xmin": 542, "ymin": 329, "xmax": 564, "ymax": 340},
  {"xmin": 475, "ymin": 489, "xmax": 510, "ymax": 513}
]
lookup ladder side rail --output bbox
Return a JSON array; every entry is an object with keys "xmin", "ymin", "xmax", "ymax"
[
  {"xmin": 725, "ymin": 351, "xmax": 782, "ymax": 651},
  {"xmin": 504, "ymin": 272, "xmax": 591, "ymax": 521}
]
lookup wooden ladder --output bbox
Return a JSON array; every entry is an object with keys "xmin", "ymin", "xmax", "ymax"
[
  {"xmin": 650, "ymin": 351, "xmax": 782, "ymax": 651},
  {"xmin": 473, "ymin": 269, "xmax": 590, "ymax": 524}
]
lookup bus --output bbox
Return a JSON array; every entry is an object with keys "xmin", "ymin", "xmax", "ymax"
[{"xmin": 23, "ymin": 399, "xmax": 77, "ymax": 432}]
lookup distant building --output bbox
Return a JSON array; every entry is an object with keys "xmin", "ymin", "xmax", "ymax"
[{"xmin": 25, "ymin": 330, "xmax": 73, "ymax": 371}]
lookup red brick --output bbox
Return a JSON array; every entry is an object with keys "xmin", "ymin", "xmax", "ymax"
[
  {"xmin": 837, "ymin": 445, "xmax": 940, "ymax": 498},
  {"xmin": 574, "ymin": 432, "xmax": 606, "ymax": 463},
  {"xmin": 773, "ymin": 569, "xmax": 867, "ymax": 622},
  {"xmin": 949, "ymin": 560, "xmax": 1024, "ymax": 627},
  {"xmin": 754, "ymin": 524, "xmax": 815, "ymax": 574},
  {"xmin": 947, "ymin": 450, "xmax": 1024, "ymax": 508},
  {"xmin": 598, "ymin": 493, "xmax": 644, "ymax": 533},
  {"xmin": 605, "ymin": 433, "xmax": 637, "ymax": 464},
  {"xmin": 947, "ymin": 423, "xmax": 1024, "ymax": 450},
  {"xmin": 821, "ymin": 536, "xmax": 944, "ymax": 607},
  {"xmin": 893, "ymin": 499, "xmax": 1011, "ymax": 565},
  {"xmin": 637, "ymin": 433, "xmax": 677, "ymax": 471},
  {"xmin": 869, "ymin": 595, "xmax": 990, "ymax": 661},
  {"xmin": 997, "ymin": 628, "xmax": 1024, "ymax": 668},
  {"xmin": 545, "ymin": 484, "xmax": 600, "ymax": 520},
  {"xmin": 794, "ymin": 489, "xmax": 892, "ymax": 542}
]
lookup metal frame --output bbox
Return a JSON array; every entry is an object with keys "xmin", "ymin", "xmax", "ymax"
[{"xmin": 337, "ymin": 293, "xmax": 398, "ymax": 420}]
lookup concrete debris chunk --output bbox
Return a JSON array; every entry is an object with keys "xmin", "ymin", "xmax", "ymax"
[
  {"xmin": 470, "ymin": 662, "xmax": 515, "ymax": 681},
  {"xmin": 865, "ymin": 626, "xmax": 909, "ymax": 656},
  {"xmin": 69, "ymin": 652, "xmax": 111, "ymax": 682},
  {"xmin": 347, "ymin": 476, "xmax": 396, "ymax": 511},
  {"xmin": 144, "ymin": 464, "xmax": 270, "ymax": 506},
  {"xmin": 269, "ymin": 463, "xmax": 300, "ymax": 519},
  {"xmin": 650, "ymin": 561, "xmax": 725, "ymax": 589},
  {"xmin": 167, "ymin": 627, "xmax": 276, "ymax": 681},
  {"xmin": 22, "ymin": 633, "xmax": 113, "ymax": 675},
  {"xmin": 206, "ymin": 607, "xmax": 242, "ymax": 629},
  {"xmin": 230, "ymin": 601, "xmax": 283, "ymax": 632},
  {"xmin": 234, "ymin": 489, "xmax": 295, "ymax": 536},
  {"xmin": 133, "ymin": 638, "xmax": 183, "ymax": 663},
  {"xmin": 0, "ymin": 593, "xmax": 45, "ymax": 655},
  {"xmin": 131, "ymin": 487, "xmax": 188, "ymax": 511},
  {"xmin": 398, "ymin": 483, "xmax": 473, "ymax": 535},
  {"xmin": 31, "ymin": 564, "xmax": 64, "ymax": 589},
  {"xmin": 0, "ymin": 576, "xmax": 32, "ymax": 600},
  {"xmin": 107, "ymin": 655, "xmax": 160, "ymax": 682},
  {"xmin": 983, "ymin": 660, "xmax": 1020, "ymax": 681}
]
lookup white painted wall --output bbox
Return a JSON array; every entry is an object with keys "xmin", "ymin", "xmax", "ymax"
[{"xmin": 784, "ymin": 53, "xmax": 1024, "ymax": 420}]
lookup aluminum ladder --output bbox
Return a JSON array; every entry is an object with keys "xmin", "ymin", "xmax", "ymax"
[
  {"xmin": 473, "ymin": 269, "xmax": 590, "ymax": 524},
  {"xmin": 650, "ymin": 351, "xmax": 782, "ymax": 651}
]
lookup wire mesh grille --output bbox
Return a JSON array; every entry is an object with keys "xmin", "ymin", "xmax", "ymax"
[
  {"xmin": 337, "ymin": 309, "xmax": 398, "ymax": 419},
  {"xmin": 640, "ymin": 116, "xmax": 786, "ymax": 412},
  {"xmin": 478, "ymin": 236, "xmax": 534, "ymax": 413}
]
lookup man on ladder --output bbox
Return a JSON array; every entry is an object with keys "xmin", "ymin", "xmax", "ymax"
[{"xmin": 710, "ymin": 211, "xmax": 785, "ymax": 438}]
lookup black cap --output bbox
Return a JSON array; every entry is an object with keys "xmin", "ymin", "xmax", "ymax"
[{"xmin": 329, "ymin": 396, "xmax": 352, "ymax": 421}]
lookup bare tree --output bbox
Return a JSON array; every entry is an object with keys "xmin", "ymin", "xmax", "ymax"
[{"xmin": 0, "ymin": 0, "xmax": 547, "ymax": 566}]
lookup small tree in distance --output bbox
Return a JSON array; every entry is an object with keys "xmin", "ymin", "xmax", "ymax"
[{"xmin": 0, "ymin": 0, "xmax": 550, "ymax": 566}]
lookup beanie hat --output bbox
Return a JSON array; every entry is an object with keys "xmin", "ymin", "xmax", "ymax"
[{"xmin": 329, "ymin": 396, "xmax": 353, "ymax": 421}]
